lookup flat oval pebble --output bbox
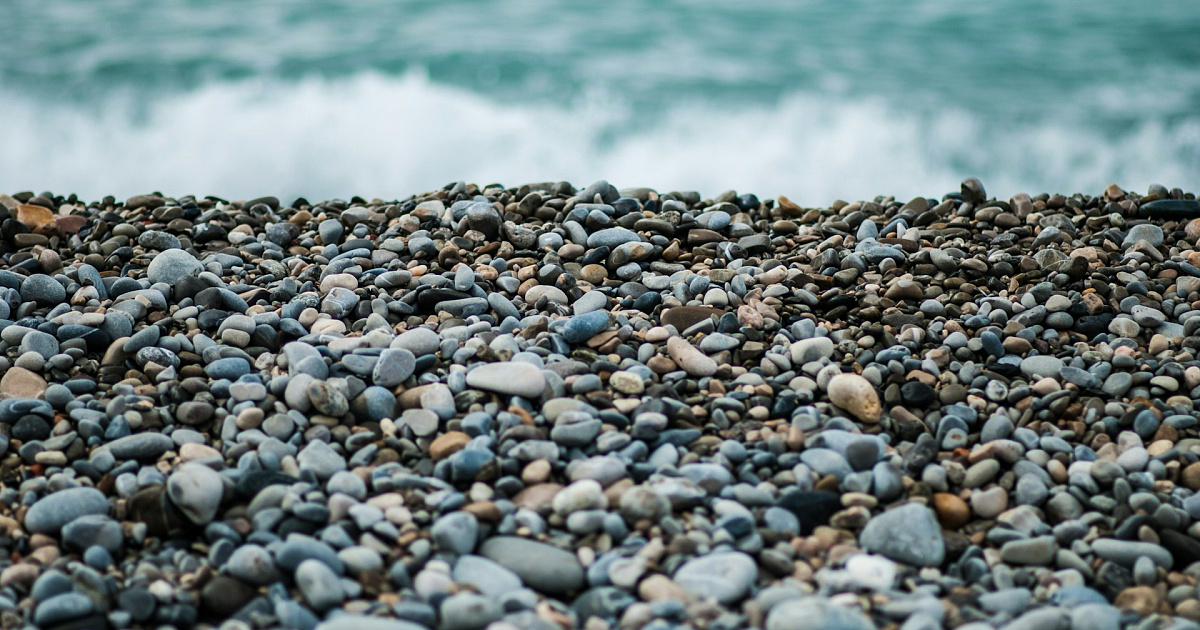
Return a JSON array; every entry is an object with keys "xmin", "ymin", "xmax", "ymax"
[
  {"xmin": 466, "ymin": 362, "xmax": 545, "ymax": 398},
  {"xmin": 826, "ymin": 373, "xmax": 882, "ymax": 422},
  {"xmin": 477, "ymin": 536, "xmax": 584, "ymax": 595},
  {"xmin": 666, "ymin": 336, "xmax": 717, "ymax": 377},
  {"xmin": 24, "ymin": 487, "xmax": 109, "ymax": 534}
]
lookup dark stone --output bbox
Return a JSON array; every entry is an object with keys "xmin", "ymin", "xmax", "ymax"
[
  {"xmin": 1138, "ymin": 199, "xmax": 1200, "ymax": 219},
  {"xmin": 777, "ymin": 490, "xmax": 841, "ymax": 534},
  {"xmin": 201, "ymin": 576, "xmax": 258, "ymax": 620},
  {"xmin": 56, "ymin": 325, "xmax": 110, "ymax": 352},
  {"xmin": 1075, "ymin": 314, "xmax": 1115, "ymax": 338},
  {"xmin": 416, "ymin": 288, "xmax": 471, "ymax": 314},
  {"xmin": 127, "ymin": 486, "xmax": 189, "ymax": 537},
  {"xmin": 236, "ymin": 471, "xmax": 298, "ymax": 499},
  {"xmin": 1160, "ymin": 529, "xmax": 1200, "ymax": 569},
  {"xmin": 13, "ymin": 415, "xmax": 51, "ymax": 441},
  {"xmin": 900, "ymin": 382, "xmax": 935, "ymax": 407},
  {"xmin": 661, "ymin": 306, "xmax": 722, "ymax": 331}
]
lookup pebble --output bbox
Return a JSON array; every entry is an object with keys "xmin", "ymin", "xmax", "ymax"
[
  {"xmin": 226, "ymin": 544, "xmax": 282, "ymax": 585},
  {"xmin": 766, "ymin": 597, "xmax": 873, "ymax": 630},
  {"xmin": 1000, "ymin": 536, "xmax": 1058, "ymax": 565},
  {"xmin": 296, "ymin": 559, "xmax": 344, "ymax": 610},
  {"xmin": 431, "ymin": 511, "xmax": 479, "ymax": 555},
  {"xmin": 859, "ymin": 503, "xmax": 945, "ymax": 566},
  {"xmin": 452, "ymin": 555, "xmax": 524, "ymax": 597},
  {"xmin": 478, "ymin": 536, "xmax": 584, "ymax": 595},
  {"xmin": 1020, "ymin": 355, "xmax": 1064, "ymax": 378},
  {"xmin": 827, "ymin": 373, "xmax": 881, "ymax": 422},
  {"xmin": 562, "ymin": 310, "xmax": 610, "ymax": 344},
  {"xmin": 373, "ymin": 348, "xmax": 415, "ymax": 387},
  {"xmin": 673, "ymin": 551, "xmax": 757, "ymax": 604},
  {"xmin": 465, "ymin": 361, "xmax": 546, "ymax": 398},
  {"xmin": 147, "ymin": 248, "xmax": 203, "ymax": 284},
  {"xmin": 790, "ymin": 337, "xmax": 835, "ymax": 364},
  {"xmin": 19, "ymin": 274, "xmax": 66, "ymax": 306},
  {"xmin": 666, "ymin": 336, "xmax": 717, "ymax": 377},
  {"xmin": 24, "ymin": 487, "xmax": 109, "ymax": 535},
  {"xmin": 1123, "ymin": 224, "xmax": 1164, "ymax": 248},
  {"xmin": 33, "ymin": 593, "xmax": 96, "ymax": 628},
  {"xmin": 166, "ymin": 462, "xmax": 224, "ymax": 525}
]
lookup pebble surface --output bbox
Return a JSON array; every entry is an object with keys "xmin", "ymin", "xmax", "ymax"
[{"xmin": 1, "ymin": 181, "xmax": 1199, "ymax": 629}]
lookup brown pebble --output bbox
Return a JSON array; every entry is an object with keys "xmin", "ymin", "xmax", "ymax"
[
  {"xmin": 512, "ymin": 483, "xmax": 562, "ymax": 510},
  {"xmin": 638, "ymin": 574, "xmax": 689, "ymax": 602},
  {"xmin": 430, "ymin": 431, "xmax": 470, "ymax": 461},
  {"xmin": 1114, "ymin": 586, "xmax": 1164, "ymax": 616},
  {"xmin": 15, "ymin": 204, "xmax": 58, "ymax": 235},
  {"xmin": 1186, "ymin": 219, "xmax": 1200, "ymax": 240},
  {"xmin": 0, "ymin": 367, "xmax": 48, "ymax": 399},
  {"xmin": 55, "ymin": 215, "xmax": 88, "ymax": 234},
  {"xmin": 1182, "ymin": 463, "xmax": 1200, "ymax": 490},
  {"xmin": 932, "ymin": 493, "xmax": 970, "ymax": 529}
]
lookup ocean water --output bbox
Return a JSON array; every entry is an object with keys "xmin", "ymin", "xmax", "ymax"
[{"xmin": 2, "ymin": 0, "xmax": 1198, "ymax": 204}]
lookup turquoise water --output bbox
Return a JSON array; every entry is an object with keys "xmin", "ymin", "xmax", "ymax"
[{"xmin": 2, "ymin": 0, "xmax": 1198, "ymax": 202}]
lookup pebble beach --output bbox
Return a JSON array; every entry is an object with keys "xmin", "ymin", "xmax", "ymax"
[{"xmin": 3, "ymin": 178, "xmax": 1200, "ymax": 630}]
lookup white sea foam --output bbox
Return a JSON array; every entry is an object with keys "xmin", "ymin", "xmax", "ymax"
[{"xmin": 1, "ymin": 71, "xmax": 1196, "ymax": 203}]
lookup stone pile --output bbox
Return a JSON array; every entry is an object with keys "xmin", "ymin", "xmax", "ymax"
[{"xmin": 1, "ymin": 179, "xmax": 1200, "ymax": 629}]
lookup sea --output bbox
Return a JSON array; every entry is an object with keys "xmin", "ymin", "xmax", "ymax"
[{"xmin": 1, "ymin": 0, "xmax": 1198, "ymax": 205}]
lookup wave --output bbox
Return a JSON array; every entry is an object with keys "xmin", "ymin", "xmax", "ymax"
[{"xmin": 1, "ymin": 71, "xmax": 1197, "ymax": 204}]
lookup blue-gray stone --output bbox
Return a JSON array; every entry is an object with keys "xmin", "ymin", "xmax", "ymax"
[
  {"xmin": 33, "ymin": 593, "xmax": 95, "ymax": 627},
  {"xmin": 767, "ymin": 597, "xmax": 873, "ymax": 630},
  {"xmin": 31, "ymin": 571, "xmax": 73, "ymax": 602},
  {"xmin": 319, "ymin": 219, "xmax": 344, "ymax": 244},
  {"xmin": 453, "ymin": 555, "xmax": 524, "ymax": 597},
  {"xmin": 206, "ymin": 357, "xmax": 251, "ymax": 380},
  {"xmin": 0, "ymin": 398, "xmax": 52, "ymax": 423},
  {"xmin": 61, "ymin": 514, "xmax": 123, "ymax": 554},
  {"xmin": 488, "ymin": 293, "xmax": 520, "ymax": 320},
  {"xmin": 277, "ymin": 536, "xmax": 345, "ymax": 574},
  {"xmin": 439, "ymin": 297, "xmax": 488, "ymax": 317},
  {"xmin": 586, "ymin": 228, "xmax": 640, "ymax": 249},
  {"xmin": 1020, "ymin": 355, "xmax": 1063, "ymax": 379},
  {"xmin": 138, "ymin": 230, "xmax": 182, "ymax": 251},
  {"xmin": 448, "ymin": 449, "xmax": 496, "ymax": 484},
  {"xmin": 25, "ymin": 487, "xmax": 109, "ymax": 535},
  {"xmin": 562, "ymin": 311, "xmax": 610, "ymax": 344},
  {"xmin": 20, "ymin": 274, "xmax": 66, "ymax": 306},
  {"xmin": 1122, "ymin": 224, "xmax": 1164, "ymax": 248},
  {"xmin": 696, "ymin": 210, "xmax": 731, "ymax": 231},
  {"xmin": 100, "ymin": 433, "xmax": 175, "ymax": 461},
  {"xmin": 673, "ymin": 551, "xmax": 757, "ymax": 605},
  {"xmin": 18, "ymin": 330, "xmax": 58, "ymax": 360},
  {"xmin": 147, "ymin": 249, "xmax": 203, "ymax": 284},
  {"xmin": 432, "ymin": 511, "xmax": 479, "ymax": 555},
  {"xmin": 315, "ymin": 616, "xmax": 430, "ymax": 630},
  {"xmin": 1051, "ymin": 586, "xmax": 1108, "ymax": 607},
  {"xmin": 373, "ymin": 348, "xmax": 415, "ymax": 387},
  {"xmin": 478, "ymin": 536, "xmax": 585, "ymax": 596},
  {"xmin": 859, "ymin": 503, "xmax": 944, "ymax": 566},
  {"xmin": 353, "ymin": 386, "xmax": 396, "ymax": 422}
]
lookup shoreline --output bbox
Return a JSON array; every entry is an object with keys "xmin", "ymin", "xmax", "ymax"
[{"xmin": 2, "ymin": 179, "xmax": 1200, "ymax": 629}]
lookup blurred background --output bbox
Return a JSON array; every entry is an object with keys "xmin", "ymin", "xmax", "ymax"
[{"xmin": 1, "ymin": 0, "xmax": 1198, "ymax": 204}]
